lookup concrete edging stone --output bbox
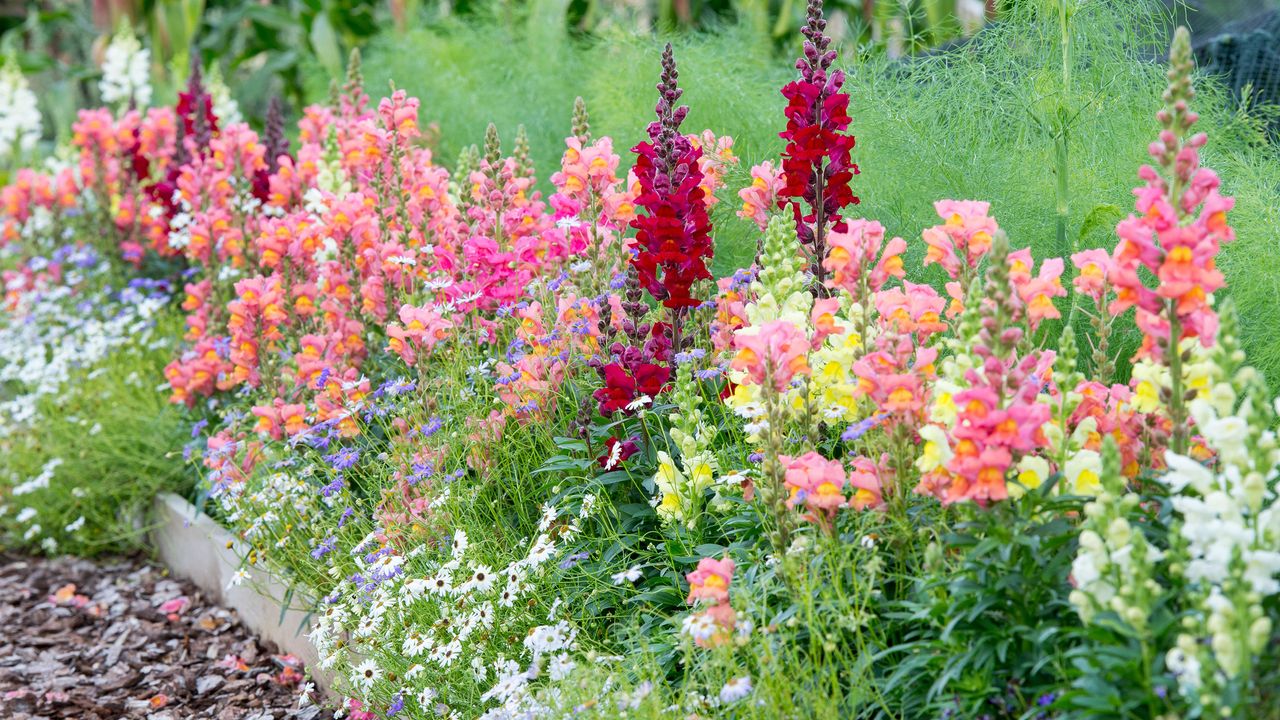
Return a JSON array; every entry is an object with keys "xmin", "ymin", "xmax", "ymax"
[{"xmin": 150, "ymin": 492, "xmax": 334, "ymax": 691}]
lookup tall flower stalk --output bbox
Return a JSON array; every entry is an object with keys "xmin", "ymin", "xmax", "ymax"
[
  {"xmin": 1107, "ymin": 27, "xmax": 1235, "ymax": 455},
  {"xmin": 630, "ymin": 44, "xmax": 714, "ymax": 365},
  {"xmin": 778, "ymin": 0, "xmax": 859, "ymax": 291}
]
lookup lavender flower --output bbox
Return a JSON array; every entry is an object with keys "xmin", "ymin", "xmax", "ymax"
[
  {"xmin": 419, "ymin": 417, "xmax": 444, "ymax": 438},
  {"xmin": 324, "ymin": 447, "xmax": 360, "ymax": 470},
  {"xmin": 311, "ymin": 536, "xmax": 337, "ymax": 560},
  {"xmin": 559, "ymin": 551, "xmax": 589, "ymax": 570},
  {"xmin": 321, "ymin": 477, "xmax": 345, "ymax": 497},
  {"xmin": 841, "ymin": 413, "xmax": 887, "ymax": 442}
]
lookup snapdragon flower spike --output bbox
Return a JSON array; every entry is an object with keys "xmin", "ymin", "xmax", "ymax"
[
  {"xmin": 779, "ymin": 0, "xmax": 859, "ymax": 286},
  {"xmin": 684, "ymin": 555, "xmax": 738, "ymax": 647},
  {"xmin": 1108, "ymin": 27, "xmax": 1234, "ymax": 362},
  {"xmin": 630, "ymin": 44, "xmax": 714, "ymax": 314},
  {"xmin": 250, "ymin": 96, "xmax": 291, "ymax": 203},
  {"xmin": 175, "ymin": 56, "xmax": 218, "ymax": 160},
  {"xmin": 150, "ymin": 58, "xmax": 219, "ymax": 221}
]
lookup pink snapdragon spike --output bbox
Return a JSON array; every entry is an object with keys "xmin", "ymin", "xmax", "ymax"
[
  {"xmin": 847, "ymin": 457, "xmax": 885, "ymax": 511},
  {"xmin": 1110, "ymin": 160, "xmax": 1232, "ymax": 358},
  {"xmin": 915, "ymin": 353, "xmax": 1057, "ymax": 506},
  {"xmin": 685, "ymin": 555, "xmax": 739, "ymax": 648},
  {"xmin": 731, "ymin": 320, "xmax": 812, "ymax": 392},
  {"xmin": 685, "ymin": 556, "xmax": 735, "ymax": 605},
  {"xmin": 1070, "ymin": 380, "xmax": 1148, "ymax": 476},
  {"xmin": 781, "ymin": 451, "xmax": 852, "ymax": 524},
  {"xmin": 689, "ymin": 130, "xmax": 739, "ymax": 207},
  {"xmin": 810, "ymin": 296, "xmax": 843, "ymax": 349},
  {"xmin": 249, "ymin": 399, "xmax": 309, "ymax": 440},
  {"xmin": 1070, "ymin": 248, "xmax": 1114, "ymax": 300},
  {"xmin": 1107, "ymin": 28, "xmax": 1234, "ymax": 362},
  {"xmin": 710, "ymin": 272, "xmax": 752, "ymax": 354},
  {"xmin": 1009, "ymin": 253, "xmax": 1067, "ymax": 331},
  {"xmin": 921, "ymin": 199, "xmax": 998, "ymax": 281},
  {"xmin": 822, "ymin": 219, "xmax": 907, "ymax": 296},
  {"xmin": 386, "ymin": 305, "xmax": 453, "ymax": 366},
  {"xmin": 377, "ymin": 89, "xmax": 420, "ymax": 143},
  {"xmin": 737, "ymin": 161, "xmax": 784, "ymax": 230},
  {"xmin": 873, "ymin": 282, "xmax": 947, "ymax": 340},
  {"xmin": 852, "ymin": 333, "xmax": 938, "ymax": 425}
]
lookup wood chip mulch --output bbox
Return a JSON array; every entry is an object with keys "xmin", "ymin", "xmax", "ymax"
[{"xmin": 0, "ymin": 553, "xmax": 335, "ymax": 720}]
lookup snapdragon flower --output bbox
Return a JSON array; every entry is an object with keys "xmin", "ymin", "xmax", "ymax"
[
  {"xmin": 99, "ymin": 27, "xmax": 152, "ymax": 108},
  {"xmin": 0, "ymin": 57, "xmax": 40, "ymax": 164}
]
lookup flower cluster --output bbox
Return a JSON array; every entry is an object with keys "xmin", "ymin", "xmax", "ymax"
[
  {"xmin": 630, "ymin": 45, "xmax": 715, "ymax": 316},
  {"xmin": 778, "ymin": 0, "xmax": 859, "ymax": 283},
  {"xmin": 0, "ymin": 57, "xmax": 42, "ymax": 165},
  {"xmin": 99, "ymin": 26, "xmax": 153, "ymax": 109},
  {"xmin": 682, "ymin": 556, "xmax": 738, "ymax": 646},
  {"xmin": 5, "ymin": 16, "xmax": 1280, "ymax": 720}
]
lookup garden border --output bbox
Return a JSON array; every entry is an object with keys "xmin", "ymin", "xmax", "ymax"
[{"xmin": 150, "ymin": 493, "xmax": 335, "ymax": 691}]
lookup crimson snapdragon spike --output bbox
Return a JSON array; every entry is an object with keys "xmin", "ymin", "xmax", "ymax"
[
  {"xmin": 263, "ymin": 96, "xmax": 290, "ymax": 175},
  {"xmin": 630, "ymin": 44, "xmax": 713, "ymax": 356},
  {"xmin": 148, "ymin": 56, "xmax": 220, "ymax": 220},
  {"xmin": 175, "ymin": 55, "xmax": 219, "ymax": 164},
  {"xmin": 253, "ymin": 96, "xmax": 291, "ymax": 204},
  {"xmin": 591, "ymin": 265, "xmax": 671, "ymax": 417},
  {"xmin": 779, "ymin": 0, "xmax": 859, "ymax": 289}
]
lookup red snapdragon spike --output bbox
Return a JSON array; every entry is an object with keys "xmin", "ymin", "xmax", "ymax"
[
  {"xmin": 597, "ymin": 436, "xmax": 639, "ymax": 469},
  {"xmin": 629, "ymin": 44, "xmax": 715, "ymax": 313},
  {"xmin": 778, "ymin": 0, "xmax": 860, "ymax": 286},
  {"xmin": 149, "ymin": 60, "xmax": 221, "ymax": 222}
]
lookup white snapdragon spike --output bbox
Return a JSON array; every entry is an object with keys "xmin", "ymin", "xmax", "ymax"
[
  {"xmin": 207, "ymin": 69, "xmax": 242, "ymax": 126},
  {"xmin": 0, "ymin": 57, "xmax": 40, "ymax": 163},
  {"xmin": 1155, "ymin": 349, "xmax": 1280, "ymax": 708},
  {"xmin": 99, "ymin": 27, "xmax": 152, "ymax": 108}
]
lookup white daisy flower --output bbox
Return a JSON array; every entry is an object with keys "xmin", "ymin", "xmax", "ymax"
[
  {"xmin": 719, "ymin": 676, "xmax": 754, "ymax": 703},
  {"xmin": 352, "ymin": 658, "xmax": 381, "ymax": 689},
  {"xmin": 611, "ymin": 565, "xmax": 643, "ymax": 585}
]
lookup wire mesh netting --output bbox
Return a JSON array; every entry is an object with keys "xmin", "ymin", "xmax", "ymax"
[{"xmin": 1169, "ymin": 0, "xmax": 1280, "ymax": 139}]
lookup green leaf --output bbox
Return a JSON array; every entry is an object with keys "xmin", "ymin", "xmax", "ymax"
[
  {"xmin": 628, "ymin": 585, "xmax": 682, "ymax": 607},
  {"xmin": 1078, "ymin": 203, "xmax": 1124, "ymax": 244},
  {"xmin": 309, "ymin": 13, "xmax": 342, "ymax": 79}
]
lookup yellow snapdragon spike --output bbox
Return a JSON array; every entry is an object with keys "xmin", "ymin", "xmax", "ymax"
[
  {"xmin": 915, "ymin": 425, "xmax": 954, "ymax": 473},
  {"xmin": 688, "ymin": 461, "xmax": 715, "ymax": 492},
  {"xmin": 1065, "ymin": 450, "xmax": 1103, "ymax": 495},
  {"xmin": 1133, "ymin": 380, "xmax": 1160, "ymax": 414},
  {"xmin": 1009, "ymin": 455, "xmax": 1050, "ymax": 499}
]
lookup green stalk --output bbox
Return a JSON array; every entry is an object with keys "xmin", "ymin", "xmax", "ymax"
[
  {"xmin": 1167, "ymin": 306, "xmax": 1188, "ymax": 455},
  {"xmin": 1054, "ymin": 0, "xmax": 1073, "ymax": 262}
]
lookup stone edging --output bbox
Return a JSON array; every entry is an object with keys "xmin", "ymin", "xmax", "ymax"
[{"xmin": 150, "ymin": 493, "xmax": 334, "ymax": 692}]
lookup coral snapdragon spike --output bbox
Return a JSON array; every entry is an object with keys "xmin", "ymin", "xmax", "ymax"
[
  {"xmin": 629, "ymin": 44, "xmax": 714, "ymax": 313},
  {"xmin": 1108, "ymin": 26, "xmax": 1234, "ymax": 363},
  {"xmin": 779, "ymin": 0, "xmax": 859, "ymax": 287}
]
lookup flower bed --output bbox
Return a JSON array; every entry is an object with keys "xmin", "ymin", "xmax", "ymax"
[{"xmin": 3, "ymin": 4, "xmax": 1280, "ymax": 718}]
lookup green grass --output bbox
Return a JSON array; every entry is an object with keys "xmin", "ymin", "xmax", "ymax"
[
  {"xmin": 357, "ymin": 0, "xmax": 1280, "ymax": 384},
  {"xmin": 0, "ymin": 312, "xmax": 190, "ymax": 556}
]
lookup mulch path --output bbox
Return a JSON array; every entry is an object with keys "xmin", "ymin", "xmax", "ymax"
[{"xmin": 0, "ymin": 553, "xmax": 335, "ymax": 719}]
